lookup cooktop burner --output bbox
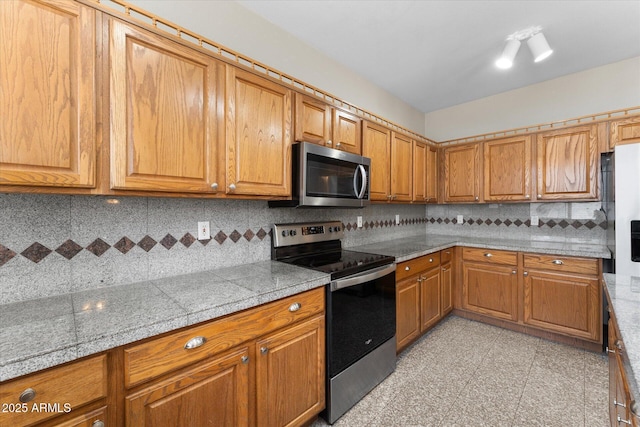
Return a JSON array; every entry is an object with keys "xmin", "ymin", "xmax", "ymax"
[{"xmin": 284, "ymin": 250, "xmax": 395, "ymax": 279}]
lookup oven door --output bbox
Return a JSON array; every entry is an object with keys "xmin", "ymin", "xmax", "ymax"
[
  {"xmin": 327, "ymin": 263, "xmax": 396, "ymax": 378},
  {"xmin": 299, "ymin": 142, "xmax": 370, "ymax": 208}
]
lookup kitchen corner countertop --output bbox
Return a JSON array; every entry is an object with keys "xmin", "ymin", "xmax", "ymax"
[
  {"xmin": 350, "ymin": 233, "xmax": 611, "ymax": 262},
  {"xmin": 0, "ymin": 233, "xmax": 610, "ymax": 382},
  {"xmin": 0, "ymin": 261, "xmax": 329, "ymax": 382},
  {"xmin": 603, "ymin": 273, "xmax": 640, "ymax": 401}
]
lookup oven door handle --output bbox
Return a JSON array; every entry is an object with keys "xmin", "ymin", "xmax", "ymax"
[{"xmin": 331, "ymin": 263, "xmax": 396, "ymax": 292}]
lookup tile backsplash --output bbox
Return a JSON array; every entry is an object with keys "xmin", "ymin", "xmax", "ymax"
[{"xmin": 0, "ymin": 194, "xmax": 426, "ymax": 304}]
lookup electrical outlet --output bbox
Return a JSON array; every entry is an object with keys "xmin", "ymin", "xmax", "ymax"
[
  {"xmin": 197, "ymin": 221, "xmax": 210, "ymax": 240},
  {"xmin": 395, "ymin": 214, "xmax": 400, "ymax": 225},
  {"xmin": 531, "ymin": 215, "xmax": 539, "ymax": 226},
  {"xmin": 357, "ymin": 216, "xmax": 363, "ymax": 228},
  {"xmin": 457, "ymin": 214, "xmax": 464, "ymax": 225}
]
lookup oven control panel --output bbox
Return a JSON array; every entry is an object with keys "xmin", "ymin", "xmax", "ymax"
[{"xmin": 272, "ymin": 221, "xmax": 344, "ymax": 247}]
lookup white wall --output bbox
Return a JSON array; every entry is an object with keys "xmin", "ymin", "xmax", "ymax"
[
  {"xmin": 424, "ymin": 56, "xmax": 640, "ymax": 142},
  {"xmin": 123, "ymin": 0, "xmax": 426, "ymax": 134}
]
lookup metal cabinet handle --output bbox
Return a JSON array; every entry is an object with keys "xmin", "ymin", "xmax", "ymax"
[
  {"xmin": 616, "ymin": 340, "xmax": 623, "ymax": 351},
  {"xmin": 184, "ymin": 336, "xmax": 206, "ymax": 350},
  {"xmin": 614, "ymin": 399, "xmax": 627, "ymax": 408},
  {"xmin": 630, "ymin": 400, "xmax": 638, "ymax": 417},
  {"xmin": 606, "ymin": 346, "xmax": 616, "ymax": 354},
  {"xmin": 484, "ymin": 253, "xmax": 492, "ymax": 258},
  {"xmin": 288, "ymin": 302, "xmax": 301, "ymax": 312},
  {"xmin": 336, "ymin": 142, "xmax": 342, "ymax": 148},
  {"xmin": 241, "ymin": 355, "xmax": 249, "ymax": 364},
  {"xmin": 429, "ymin": 258, "xmax": 434, "ymax": 263},
  {"xmin": 552, "ymin": 259, "xmax": 564, "ymax": 265},
  {"xmin": 512, "ymin": 270, "xmax": 517, "ymax": 274},
  {"xmin": 537, "ymin": 194, "xmax": 542, "ymax": 198},
  {"xmin": 19, "ymin": 388, "xmax": 36, "ymax": 403},
  {"xmin": 475, "ymin": 196, "xmax": 479, "ymax": 201},
  {"xmin": 417, "ymin": 277, "xmax": 423, "ymax": 283},
  {"xmin": 92, "ymin": 421, "xmax": 105, "ymax": 427},
  {"xmin": 524, "ymin": 271, "xmax": 529, "ymax": 276},
  {"xmin": 617, "ymin": 415, "xmax": 632, "ymax": 425},
  {"xmin": 525, "ymin": 194, "xmax": 530, "ymax": 199},
  {"xmin": 405, "ymin": 266, "xmax": 410, "ymax": 271},
  {"xmin": 229, "ymin": 183, "xmax": 236, "ymax": 191},
  {"xmin": 210, "ymin": 182, "xmax": 218, "ymax": 190},
  {"xmin": 260, "ymin": 347, "xmax": 269, "ymax": 354},
  {"xmin": 326, "ymin": 140, "xmax": 332, "ymax": 146}
]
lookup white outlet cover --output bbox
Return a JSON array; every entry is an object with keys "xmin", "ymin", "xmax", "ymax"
[
  {"xmin": 395, "ymin": 214, "xmax": 400, "ymax": 225},
  {"xmin": 457, "ymin": 214, "xmax": 464, "ymax": 224},
  {"xmin": 531, "ymin": 215, "xmax": 539, "ymax": 226},
  {"xmin": 197, "ymin": 221, "xmax": 210, "ymax": 240},
  {"xmin": 357, "ymin": 216, "xmax": 363, "ymax": 228}
]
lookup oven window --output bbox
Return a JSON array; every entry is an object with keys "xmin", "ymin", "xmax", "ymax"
[
  {"xmin": 306, "ymin": 153, "xmax": 366, "ymax": 199},
  {"xmin": 328, "ymin": 271, "xmax": 396, "ymax": 377}
]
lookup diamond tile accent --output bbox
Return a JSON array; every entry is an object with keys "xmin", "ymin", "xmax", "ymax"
[
  {"xmin": 467, "ymin": 219, "xmax": 475, "ymax": 225},
  {"xmin": 436, "ymin": 218, "xmax": 443, "ymax": 224},
  {"xmin": 21, "ymin": 243, "xmax": 52, "ymax": 263},
  {"xmin": 571, "ymin": 220, "xmax": 582, "ymax": 229},
  {"xmin": 494, "ymin": 219, "xmax": 502, "ymax": 226},
  {"xmin": 476, "ymin": 218, "xmax": 483, "ymax": 224},
  {"xmin": 558, "ymin": 219, "xmax": 570, "ymax": 229},
  {"xmin": 503, "ymin": 219, "xmax": 512, "ymax": 226},
  {"xmin": 214, "ymin": 231, "xmax": 227, "ymax": 245},
  {"xmin": 256, "ymin": 228, "xmax": 268, "ymax": 240},
  {"xmin": 160, "ymin": 234, "xmax": 178, "ymax": 249},
  {"xmin": 452, "ymin": 218, "xmax": 457, "ymax": 224},
  {"xmin": 513, "ymin": 219, "xmax": 523, "ymax": 227},
  {"xmin": 598, "ymin": 221, "xmax": 607, "ymax": 230},
  {"xmin": 429, "ymin": 218, "xmax": 436, "ymax": 224},
  {"xmin": 364, "ymin": 221, "xmax": 370, "ymax": 229},
  {"xmin": 55, "ymin": 240, "xmax": 84, "ymax": 260},
  {"xmin": 86, "ymin": 238, "xmax": 111, "ymax": 257},
  {"xmin": 546, "ymin": 220, "xmax": 557, "ymax": 228},
  {"xmin": 114, "ymin": 237, "xmax": 136, "ymax": 254},
  {"xmin": 484, "ymin": 219, "xmax": 493, "ymax": 225},
  {"xmin": 244, "ymin": 229, "xmax": 254, "ymax": 241},
  {"xmin": 0, "ymin": 244, "xmax": 17, "ymax": 267},
  {"xmin": 180, "ymin": 233, "xmax": 196, "ymax": 248},
  {"xmin": 584, "ymin": 220, "xmax": 597, "ymax": 230},
  {"xmin": 346, "ymin": 223, "xmax": 352, "ymax": 231},
  {"xmin": 444, "ymin": 218, "xmax": 450, "ymax": 224},
  {"xmin": 199, "ymin": 238, "xmax": 212, "ymax": 246},
  {"xmin": 524, "ymin": 219, "xmax": 531, "ymax": 227},
  {"xmin": 137, "ymin": 236, "xmax": 157, "ymax": 252}
]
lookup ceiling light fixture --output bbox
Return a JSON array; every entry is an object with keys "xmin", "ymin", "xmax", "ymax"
[{"xmin": 495, "ymin": 26, "xmax": 553, "ymax": 69}]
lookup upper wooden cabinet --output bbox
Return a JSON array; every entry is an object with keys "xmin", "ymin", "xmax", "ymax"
[
  {"xmin": 413, "ymin": 141, "xmax": 438, "ymax": 203},
  {"xmin": 226, "ymin": 67, "xmax": 292, "ymax": 197},
  {"xmin": 483, "ymin": 135, "xmax": 532, "ymax": 202},
  {"xmin": 0, "ymin": 0, "xmax": 96, "ymax": 188},
  {"xmin": 109, "ymin": 19, "xmax": 221, "ymax": 193},
  {"xmin": 390, "ymin": 132, "xmax": 413, "ymax": 202},
  {"xmin": 294, "ymin": 94, "xmax": 361, "ymax": 154},
  {"xmin": 443, "ymin": 143, "xmax": 480, "ymax": 202},
  {"xmin": 535, "ymin": 125, "xmax": 598, "ymax": 200},
  {"xmin": 426, "ymin": 145, "xmax": 439, "ymax": 203},
  {"xmin": 610, "ymin": 116, "xmax": 640, "ymax": 148},
  {"xmin": 362, "ymin": 121, "xmax": 392, "ymax": 201}
]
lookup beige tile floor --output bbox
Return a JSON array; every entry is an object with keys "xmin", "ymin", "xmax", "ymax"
[{"xmin": 313, "ymin": 316, "xmax": 609, "ymax": 427}]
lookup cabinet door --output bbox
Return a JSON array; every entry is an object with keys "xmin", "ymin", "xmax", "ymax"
[
  {"xmin": 523, "ymin": 270, "xmax": 600, "ymax": 341},
  {"xmin": 610, "ymin": 116, "xmax": 640, "ymax": 148},
  {"xmin": 396, "ymin": 275, "xmax": 421, "ymax": 352},
  {"xmin": 255, "ymin": 315, "xmax": 325, "ymax": 427},
  {"xmin": 413, "ymin": 141, "xmax": 427, "ymax": 202},
  {"xmin": 125, "ymin": 347, "xmax": 250, "ymax": 427},
  {"xmin": 332, "ymin": 109, "xmax": 362, "ymax": 154},
  {"xmin": 226, "ymin": 67, "xmax": 292, "ymax": 196},
  {"xmin": 536, "ymin": 125, "xmax": 598, "ymax": 200},
  {"xmin": 391, "ymin": 132, "xmax": 413, "ymax": 202},
  {"xmin": 420, "ymin": 267, "xmax": 441, "ymax": 332},
  {"xmin": 0, "ymin": 0, "xmax": 96, "ymax": 188},
  {"xmin": 441, "ymin": 262, "xmax": 453, "ymax": 315},
  {"xmin": 294, "ymin": 94, "xmax": 331, "ymax": 145},
  {"xmin": 426, "ymin": 145, "xmax": 439, "ymax": 202},
  {"xmin": 483, "ymin": 136, "xmax": 532, "ymax": 201},
  {"xmin": 362, "ymin": 121, "xmax": 391, "ymax": 201},
  {"xmin": 52, "ymin": 406, "xmax": 107, "ymax": 427},
  {"xmin": 444, "ymin": 143, "xmax": 480, "ymax": 202},
  {"xmin": 109, "ymin": 19, "xmax": 219, "ymax": 193},
  {"xmin": 462, "ymin": 262, "xmax": 518, "ymax": 321}
]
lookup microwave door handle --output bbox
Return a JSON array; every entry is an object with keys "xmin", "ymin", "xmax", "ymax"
[{"xmin": 357, "ymin": 165, "xmax": 367, "ymax": 199}]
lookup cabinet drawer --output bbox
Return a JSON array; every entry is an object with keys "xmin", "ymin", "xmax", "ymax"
[
  {"xmin": 397, "ymin": 253, "xmax": 441, "ymax": 280},
  {"xmin": 462, "ymin": 247, "xmax": 517, "ymax": 265},
  {"xmin": 124, "ymin": 287, "xmax": 324, "ymax": 387},
  {"xmin": 523, "ymin": 254, "xmax": 599, "ymax": 275},
  {"xmin": 441, "ymin": 248, "xmax": 453, "ymax": 264},
  {"xmin": 0, "ymin": 355, "xmax": 107, "ymax": 427}
]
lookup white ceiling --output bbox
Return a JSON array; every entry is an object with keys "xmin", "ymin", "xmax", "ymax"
[{"xmin": 237, "ymin": 0, "xmax": 640, "ymax": 113}]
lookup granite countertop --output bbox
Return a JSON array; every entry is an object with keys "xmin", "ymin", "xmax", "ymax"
[
  {"xmin": 603, "ymin": 273, "xmax": 640, "ymax": 402},
  {"xmin": 0, "ymin": 233, "xmax": 611, "ymax": 382},
  {"xmin": 350, "ymin": 233, "xmax": 611, "ymax": 262}
]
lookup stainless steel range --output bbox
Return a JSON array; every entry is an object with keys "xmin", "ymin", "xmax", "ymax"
[{"xmin": 272, "ymin": 221, "xmax": 396, "ymax": 424}]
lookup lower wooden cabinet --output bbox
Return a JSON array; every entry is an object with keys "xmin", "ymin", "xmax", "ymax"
[
  {"xmin": 441, "ymin": 250, "xmax": 453, "ymax": 316},
  {"xmin": 396, "ymin": 274, "xmax": 421, "ymax": 351},
  {"xmin": 256, "ymin": 315, "xmax": 325, "ymax": 427},
  {"xmin": 125, "ymin": 347, "xmax": 250, "ymax": 427}
]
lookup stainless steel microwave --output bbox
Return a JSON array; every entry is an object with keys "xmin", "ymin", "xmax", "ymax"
[{"xmin": 269, "ymin": 141, "xmax": 371, "ymax": 208}]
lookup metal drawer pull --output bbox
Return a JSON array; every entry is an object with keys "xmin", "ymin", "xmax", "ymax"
[
  {"xmin": 512, "ymin": 270, "xmax": 517, "ymax": 274},
  {"xmin": 289, "ymin": 302, "xmax": 301, "ymax": 312},
  {"xmin": 618, "ymin": 415, "xmax": 632, "ymax": 425},
  {"xmin": 484, "ymin": 253, "xmax": 492, "ymax": 258},
  {"xmin": 92, "ymin": 421, "xmax": 105, "ymax": 427},
  {"xmin": 260, "ymin": 347, "xmax": 269, "ymax": 354},
  {"xmin": 614, "ymin": 399, "xmax": 627, "ymax": 408},
  {"xmin": 551, "ymin": 259, "xmax": 564, "ymax": 265},
  {"xmin": 429, "ymin": 258, "xmax": 433, "ymax": 262},
  {"xmin": 524, "ymin": 272, "xmax": 529, "ymax": 276},
  {"xmin": 241, "ymin": 355, "xmax": 249, "ymax": 364},
  {"xmin": 405, "ymin": 266, "xmax": 410, "ymax": 271},
  {"xmin": 631, "ymin": 400, "xmax": 638, "ymax": 417},
  {"xmin": 184, "ymin": 336, "xmax": 206, "ymax": 350},
  {"xmin": 19, "ymin": 388, "xmax": 36, "ymax": 403},
  {"xmin": 606, "ymin": 346, "xmax": 616, "ymax": 354}
]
